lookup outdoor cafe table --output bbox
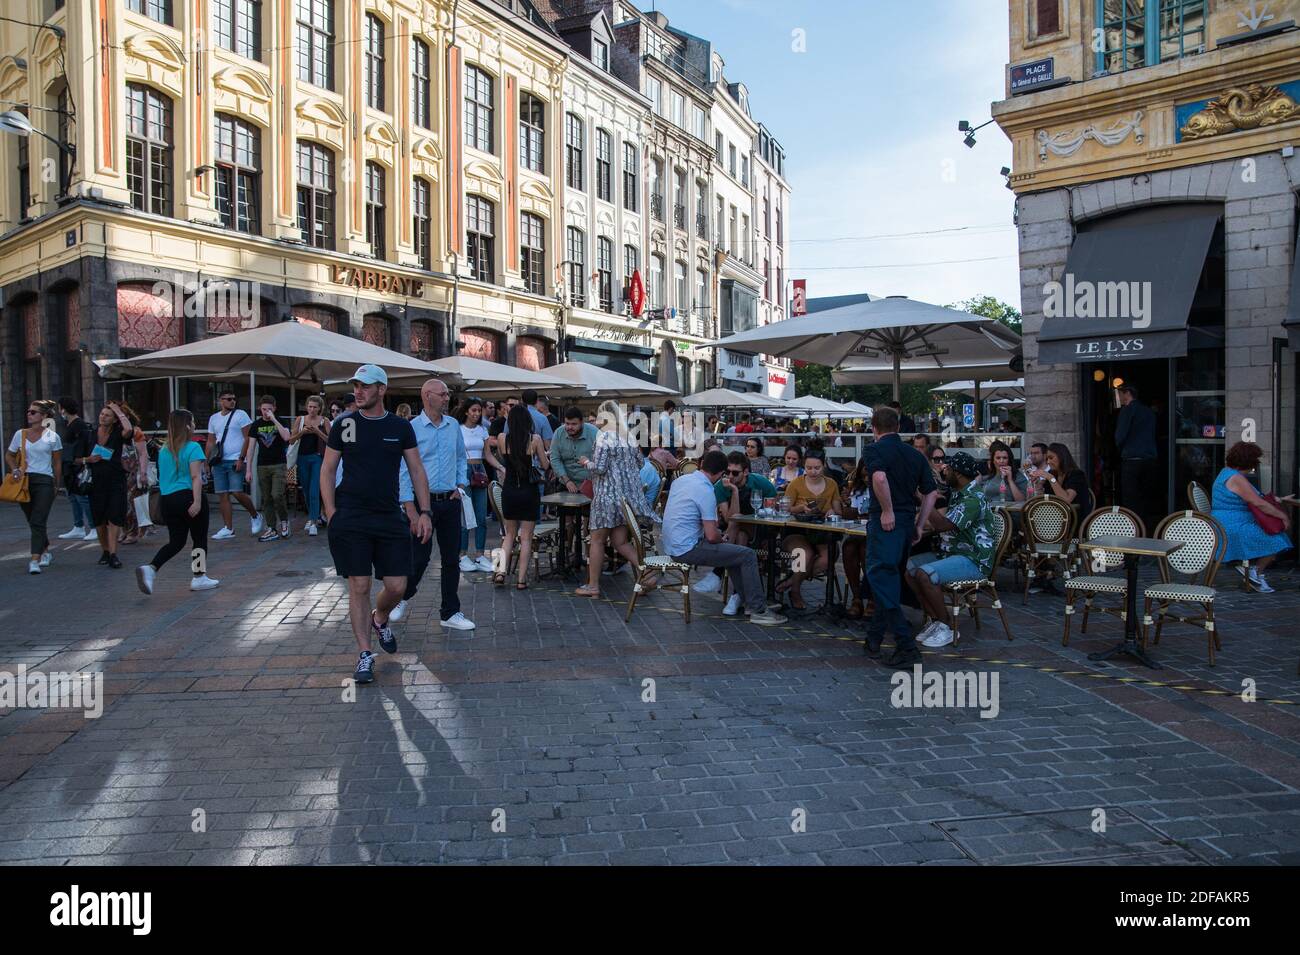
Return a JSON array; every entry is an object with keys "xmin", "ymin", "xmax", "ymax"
[
  {"xmin": 541, "ymin": 492, "xmax": 591, "ymax": 580},
  {"xmin": 1077, "ymin": 535, "xmax": 1184, "ymax": 670},
  {"xmin": 732, "ymin": 515, "xmax": 868, "ymax": 611}
]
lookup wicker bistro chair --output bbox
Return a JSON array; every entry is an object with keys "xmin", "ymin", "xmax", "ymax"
[
  {"xmin": 1020, "ymin": 496, "xmax": 1078, "ymax": 603},
  {"xmin": 1143, "ymin": 510, "xmax": 1228, "ymax": 666},
  {"xmin": 1187, "ymin": 481, "xmax": 1211, "ymax": 515},
  {"xmin": 1061, "ymin": 506, "xmax": 1146, "ymax": 647},
  {"xmin": 488, "ymin": 481, "xmax": 560, "ymax": 582},
  {"xmin": 623, "ymin": 500, "xmax": 694, "ymax": 623},
  {"xmin": 924, "ymin": 505, "xmax": 1015, "ymax": 645}
]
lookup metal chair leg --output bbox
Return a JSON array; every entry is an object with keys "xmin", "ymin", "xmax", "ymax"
[
  {"xmin": 1081, "ymin": 594, "xmax": 1093, "ymax": 634},
  {"xmin": 1062, "ymin": 588, "xmax": 1075, "ymax": 646},
  {"xmin": 991, "ymin": 588, "xmax": 1013, "ymax": 641}
]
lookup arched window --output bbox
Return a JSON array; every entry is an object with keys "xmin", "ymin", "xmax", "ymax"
[
  {"xmin": 214, "ymin": 113, "xmax": 260, "ymax": 234},
  {"xmin": 409, "ymin": 320, "xmax": 436, "ymax": 360},
  {"xmin": 362, "ymin": 314, "xmax": 389, "ymax": 348},
  {"xmin": 117, "ymin": 282, "xmax": 182, "ymax": 351},
  {"xmin": 126, "ymin": 84, "xmax": 173, "ymax": 216},
  {"xmin": 520, "ymin": 92, "xmax": 545, "ymax": 173},
  {"xmin": 291, "ymin": 304, "xmax": 340, "ymax": 333},
  {"xmin": 460, "ymin": 327, "xmax": 501, "ymax": 362}
]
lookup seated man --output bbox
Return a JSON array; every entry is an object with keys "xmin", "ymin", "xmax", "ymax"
[
  {"xmin": 904, "ymin": 452, "xmax": 997, "ymax": 650},
  {"xmin": 704, "ymin": 451, "xmax": 779, "ymax": 614},
  {"xmin": 639, "ymin": 446, "xmax": 661, "ymax": 512},
  {"xmin": 551, "ymin": 405, "xmax": 598, "ymax": 498},
  {"xmin": 662, "ymin": 450, "xmax": 786, "ymax": 626}
]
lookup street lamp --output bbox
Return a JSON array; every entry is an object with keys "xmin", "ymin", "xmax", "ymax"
[{"xmin": 0, "ymin": 108, "xmax": 75, "ymax": 158}]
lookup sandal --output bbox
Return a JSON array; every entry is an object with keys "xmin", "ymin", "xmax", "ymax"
[
  {"xmin": 516, "ymin": 580, "xmax": 529, "ymax": 591},
  {"xmin": 493, "ymin": 572, "xmax": 506, "ymax": 588},
  {"xmin": 574, "ymin": 585, "xmax": 600, "ymax": 598}
]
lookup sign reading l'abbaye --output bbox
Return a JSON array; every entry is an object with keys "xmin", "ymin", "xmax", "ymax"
[{"xmin": 331, "ymin": 265, "xmax": 425, "ymax": 297}]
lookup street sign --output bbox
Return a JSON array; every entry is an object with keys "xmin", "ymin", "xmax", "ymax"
[
  {"xmin": 1010, "ymin": 57, "xmax": 1055, "ymax": 93},
  {"xmin": 962, "ymin": 404, "xmax": 975, "ymax": 429}
]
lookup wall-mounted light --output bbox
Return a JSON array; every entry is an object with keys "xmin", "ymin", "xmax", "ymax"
[
  {"xmin": 1093, "ymin": 369, "xmax": 1106, "ymax": 382},
  {"xmin": 1111, "ymin": 377, "xmax": 1124, "ymax": 388}
]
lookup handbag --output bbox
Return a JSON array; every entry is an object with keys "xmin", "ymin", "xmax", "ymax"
[
  {"xmin": 1248, "ymin": 493, "xmax": 1285, "ymax": 535},
  {"xmin": 469, "ymin": 463, "xmax": 488, "ymax": 489},
  {"xmin": 285, "ymin": 417, "xmax": 302, "ymax": 470},
  {"xmin": 1, "ymin": 435, "xmax": 30, "ymax": 504}
]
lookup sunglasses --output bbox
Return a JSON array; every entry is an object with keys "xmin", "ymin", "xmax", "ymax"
[
  {"xmin": 931, "ymin": 455, "xmax": 945, "ymax": 462},
  {"xmin": 26, "ymin": 408, "xmax": 41, "ymax": 415},
  {"xmin": 221, "ymin": 396, "xmax": 236, "ymax": 401},
  {"xmin": 727, "ymin": 470, "xmax": 745, "ymax": 477}
]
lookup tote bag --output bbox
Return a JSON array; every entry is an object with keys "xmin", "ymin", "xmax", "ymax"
[
  {"xmin": 0, "ymin": 435, "xmax": 31, "ymax": 504},
  {"xmin": 1248, "ymin": 494, "xmax": 1285, "ymax": 536}
]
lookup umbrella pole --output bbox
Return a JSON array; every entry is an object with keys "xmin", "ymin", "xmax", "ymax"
[
  {"xmin": 892, "ymin": 352, "xmax": 901, "ymax": 404},
  {"xmin": 974, "ymin": 380, "xmax": 982, "ymax": 433}
]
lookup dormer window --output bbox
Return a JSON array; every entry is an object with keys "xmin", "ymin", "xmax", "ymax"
[{"xmin": 593, "ymin": 37, "xmax": 610, "ymax": 71}]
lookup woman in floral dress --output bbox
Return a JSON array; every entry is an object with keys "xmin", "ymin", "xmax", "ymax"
[{"xmin": 575, "ymin": 400, "xmax": 659, "ymax": 598}]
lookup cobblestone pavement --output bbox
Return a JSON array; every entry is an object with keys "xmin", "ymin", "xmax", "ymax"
[{"xmin": 1, "ymin": 500, "xmax": 1298, "ymax": 865}]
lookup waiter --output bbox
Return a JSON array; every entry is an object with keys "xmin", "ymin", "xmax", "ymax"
[
  {"xmin": 1115, "ymin": 385, "xmax": 1158, "ymax": 532},
  {"xmin": 862, "ymin": 406, "xmax": 939, "ymax": 667}
]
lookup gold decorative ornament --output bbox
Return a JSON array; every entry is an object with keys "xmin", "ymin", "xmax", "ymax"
[{"xmin": 1180, "ymin": 83, "xmax": 1300, "ymax": 140}]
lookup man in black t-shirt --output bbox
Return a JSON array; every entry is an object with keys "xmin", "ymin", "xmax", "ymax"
[
  {"xmin": 321, "ymin": 365, "xmax": 432, "ymax": 685},
  {"xmin": 57, "ymin": 397, "xmax": 97, "ymax": 540},
  {"xmin": 245, "ymin": 396, "xmax": 292, "ymax": 541}
]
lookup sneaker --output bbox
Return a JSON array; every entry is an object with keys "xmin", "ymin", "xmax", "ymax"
[
  {"xmin": 885, "ymin": 646, "xmax": 924, "ymax": 669},
  {"xmin": 250, "ymin": 514, "xmax": 266, "ymax": 536},
  {"xmin": 58, "ymin": 527, "xmax": 85, "ymax": 540},
  {"xmin": 747, "ymin": 609, "xmax": 788, "ymax": 626},
  {"xmin": 353, "ymin": 651, "xmax": 376, "ymax": 685},
  {"xmin": 459, "ymin": 556, "xmax": 479, "ymax": 573},
  {"xmin": 39, "ymin": 552, "xmax": 52, "ymax": 568},
  {"xmin": 475, "ymin": 555, "xmax": 494, "ymax": 573},
  {"xmin": 28, "ymin": 560, "xmax": 40, "ymax": 575},
  {"xmin": 107, "ymin": 554, "xmax": 122, "ymax": 570},
  {"xmin": 190, "ymin": 575, "xmax": 220, "ymax": 591},
  {"xmin": 259, "ymin": 528, "xmax": 281, "ymax": 542},
  {"xmin": 135, "ymin": 564, "xmax": 155, "ymax": 595},
  {"xmin": 1250, "ymin": 571, "xmax": 1274, "ymax": 594},
  {"xmin": 441, "ymin": 612, "xmax": 476, "ymax": 631},
  {"xmin": 863, "ymin": 634, "xmax": 884, "ymax": 659},
  {"xmin": 279, "ymin": 522, "xmax": 290, "ymax": 539},
  {"xmin": 388, "ymin": 599, "xmax": 409, "ymax": 623},
  {"xmin": 307, "ymin": 522, "xmax": 318, "ymax": 537},
  {"xmin": 97, "ymin": 551, "xmax": 110, "ymax": 565},
  {"xmin": 693, "ymin": 573, "xmax": 722, "ymax": 595},
  {"xmin": 915, "ymin": 620, "xmax": 943, "ymax": 645},
  {"xmin": 83, "ymin": 528, "xmax": 99, "ymax": 541},
  {"xmin": 722, "ymin": 593, "xmax": 743, "ymax": 616},
  {"xmin": 371, "ymin": 611, "xmax": 397, "ymax": 654},
  {"xmin": 920, "ymin": 623, "xmax": 955, "ymax": 649},
  {"xmin": 212, "ymin": 526, "xmax": 235, "ymax": 541}
]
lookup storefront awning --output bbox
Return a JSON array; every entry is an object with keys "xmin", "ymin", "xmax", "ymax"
[{"xmin": 1037, "ymin": 204, "xmax": 1220, "ymax": 365}]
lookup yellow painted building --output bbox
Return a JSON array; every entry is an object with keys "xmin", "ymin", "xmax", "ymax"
[{"xmin": 993, "ymin": 0, "xmax": 1300, "ymax": 514}]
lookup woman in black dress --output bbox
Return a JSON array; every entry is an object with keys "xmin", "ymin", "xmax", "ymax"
[
  {"xmin": 89, "ymin": 400, "xmax": 135, "ymax": 568},
  {"xmin": 496, "ymin": 404, "xmax": 550, "ymax": 589}
]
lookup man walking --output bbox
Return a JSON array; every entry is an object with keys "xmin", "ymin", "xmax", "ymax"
[
  {"xmin": 320, "ymin": 365, "xmax": 432, "ymax": 685},
  {"xmin": 391, "ymin": 377, "xmax": 475, "ymax": 632},
  {"xmin": 862, "ymin": 405, "xmax": 939, "ymax": 666},
  {"xmin": 663, "ymin": 449, "xmax": 787, "ymax": 626},
  {"xmin": 206, "ymin": 388, "xmax": 263, "ymax": 540},
  {"xmin": 1115, "ymin": 384, "xmax": 1158, "ymax": 531}
]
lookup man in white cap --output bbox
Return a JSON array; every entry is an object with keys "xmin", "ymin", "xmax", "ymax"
[{"xmin": 320, "ymin": 364, "xmax": 433, "ymax": 685}]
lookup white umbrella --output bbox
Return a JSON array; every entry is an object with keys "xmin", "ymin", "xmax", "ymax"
[
  {"xmin": 838, "ymin": 400, "xmax": 874, "ymax": 417},
  {"xmin": 711, "ymin": 296, "xmax": 1020, "ymax": 400},
  {"xmin": 99, "ymin": 319, "xmax": 437, "ymax": 385},
  {"xmin": 782, "ymin": 394, "xmax": 857, "ymax": 419},
  {"xmin": 426, "ymin": 355, "xmax": 569, "ymax": 393},
  {"xmin": 681, "ymin": 388, "xmax": 787, "ymax": 409},
  {"xmin": 989, "ymin": 397, "xmax": 1026, "ymax": 406},
  {"xmin": 930, "ymin": 378, "xmax": 1025, "ymax": 402},
  {"xmin": 541, "ymin": 361, "xmax": 680, "ymax": 400}
]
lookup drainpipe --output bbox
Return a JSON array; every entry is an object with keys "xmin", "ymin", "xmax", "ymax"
[{"xmin": 447, "ymin": 0, "xmax": 461, "ymax": 358}]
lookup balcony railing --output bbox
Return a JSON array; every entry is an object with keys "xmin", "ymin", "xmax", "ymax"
[
  {"xmin": 650, "ymin": 193, "xmax": 664, "ymax": 221},
  {"xmin": 673, "ymin": 204, "xmax": 686, "ymax": 230},
  {"xmin": 695, "ymin": 213, "xmax": 708, "ymax": 240}
]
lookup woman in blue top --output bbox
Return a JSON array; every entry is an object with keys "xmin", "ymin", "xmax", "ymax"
[
  {"xmin": 771, "ymin": 445, "xmax": 804, "ymax": 492},
  {"xmin": 136, "ymin": 410, "xmax": 220, "ymax": 595},
  {"xmin": 1211, "ymin": 441, "xmax": 1292, "ymax": 594}
]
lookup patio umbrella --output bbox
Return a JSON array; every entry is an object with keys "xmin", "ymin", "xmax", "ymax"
[
  {"xmin": 541, "ymin": 361, "xmax": 680, "ymax": 401},
  {"xmin": 838, "ymin": 400, "xmax": 874, "ymax": 417},
  {"xmin": 425, "ymin": 355, "xmax": 569, "ymax": 393},
  {"xmin": 680, "ymin": 388, "xmax": 787, "ymax": 410},
  {"xmin": 711, "ymin": 296, "xmax": 1020, "ymax": 400},
  {"xmin": 782, "ymin": 394, "xmax": 857, "ymax": 419},
  {"xmin": 656, "ymin": 340, "xmax": 681, "ymax": 393},
  {"xmin": 930, "ymin": 378, "xmax": 1025, "ymax": 402}
]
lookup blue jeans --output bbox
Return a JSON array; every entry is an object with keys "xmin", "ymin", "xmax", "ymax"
[
  {"xmin": 460, "ymin": 483, "xmax": 488, "ymax": 553},
  {"xmin": 297, "ymin": 453, "xmax": 322, "ymax": 522},
  {"xmin": 866, "ymin": 512, "xmax": 913, "ymax": 647},
  {"xmin": 907, "ymin": 552, "xmax": 981, "ymax": 586},
  {"xmin": 70, "ymin": 492, "xmax": 92, "ymax": 529}
]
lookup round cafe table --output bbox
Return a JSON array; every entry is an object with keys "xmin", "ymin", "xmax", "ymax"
[
  {"xmin": 541, "ymin": 492, "xmax": 591, "ymax": 580},
  {"xmin": 1078, "ymin": 535, "xmax": 1184, "ymax": 670}
]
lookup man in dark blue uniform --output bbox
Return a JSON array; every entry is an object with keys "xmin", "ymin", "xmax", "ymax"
[{"xmin": 862, "ymin": 405, "xmax": 940, "ymax": 667}]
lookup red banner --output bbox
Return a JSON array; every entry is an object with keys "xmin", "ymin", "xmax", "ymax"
[
  {"xmin": 629, "ymin": 270, "xmax": 646, "ymax": 318},
  {"xmin": 791, "ymin": 279, "xmax": 807, "ymax": 317}
]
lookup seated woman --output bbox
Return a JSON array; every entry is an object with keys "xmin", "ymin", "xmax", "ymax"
[
  {"xmin": 772, "ymin": 445, "xmax": 803, "ymax": 492},
  {"xmin": 973, "ymin": 444, "xmax": 1028, "ymax": 505},
  {"xmin": 1212, "ymin": 441, "xmax": 1292, "ymax": 593},
  {"xmin": 839, "ymin": 458, "xmax": 872, "ymax": 619},
  {"xmin": 778, "ymin": 453, "xmax": 842, "ymax": 611},
  {"xmin": 744, "ymin": 437, "xmax": 771, "ymax": 478}
]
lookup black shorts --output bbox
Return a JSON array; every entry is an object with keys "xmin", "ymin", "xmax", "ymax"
[
  {"xmin": 89, "ymin": 468, "xmax": 128, "ymax": 528},
  {"xmin": 327, "ymin": 509, "xmax": 412, "ymax": 579}
]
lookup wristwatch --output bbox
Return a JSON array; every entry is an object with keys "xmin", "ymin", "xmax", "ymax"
[
  {"xmin": 1049, "ymin": 477, "xmax": 1058, "ymax": 485},
  {"xmin": 420, "ymin": 508, "xmax": 432, "ymax": 517}
]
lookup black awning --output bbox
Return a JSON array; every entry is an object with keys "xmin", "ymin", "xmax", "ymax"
[
  {"xmin": 1038, "ymin": 204, "xmax": 1220, "ymax": 364},
  {"xmin": 1286, "ymin": 223, "xmax": 1300, "ymax": 351}
]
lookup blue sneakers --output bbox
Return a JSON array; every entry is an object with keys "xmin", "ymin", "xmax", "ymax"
[
  {"xmin": 354, "ymin": 651, "xmax": 376, "ymax": 684},
  {"xmin": 371, "ymin": 611, "xmax": 397, "ymax": 654}
]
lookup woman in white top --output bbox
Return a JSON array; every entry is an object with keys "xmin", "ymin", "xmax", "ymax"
[
  {"xmin": 6, "ymin": 399, "xmax": 63, "ymax": 574},
  {"xmin": 456, "ymin": 397, "xmax": 503, "ymax": 572}
]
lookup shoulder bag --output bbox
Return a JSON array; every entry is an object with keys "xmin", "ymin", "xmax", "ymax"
[
  {"xmin": 208, "ymin": 411, "xmax": 235, "ymax": 467},
  {"xmin": 1248, "ymin": 493, "xmax": 1285, "ymax": 536},
  {"xmin": 1, "ymin": 434, "xmax": 31, "ymax": 504}
]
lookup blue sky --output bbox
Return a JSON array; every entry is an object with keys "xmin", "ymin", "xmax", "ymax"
[{"xmin": 649, "ymin": 0, "xmax": 1020, "ymax": 310}]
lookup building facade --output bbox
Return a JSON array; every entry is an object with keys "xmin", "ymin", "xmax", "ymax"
[
  {"xmin": 754, "ymin": 122, "xmax": 793, "ymax": 401},
  {"xmin": 993, "ymin": 0, "xmax": 1300, "ymax": 513}
]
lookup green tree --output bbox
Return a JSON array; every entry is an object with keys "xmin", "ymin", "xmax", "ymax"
[{"xmin": 952, "ymin": 294, "xmax": 1021, "ymax": 334}]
